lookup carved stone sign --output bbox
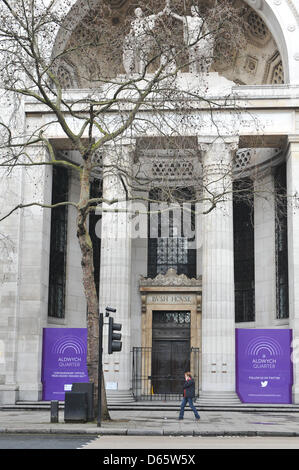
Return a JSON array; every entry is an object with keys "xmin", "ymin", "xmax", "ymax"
[
  {"xmin": 147, "ymin": 293, "xmax": 193, "ymax": 304},
  {"xmin": 139, "ymin": 268, "xmax": 202, "ymax": 313}
]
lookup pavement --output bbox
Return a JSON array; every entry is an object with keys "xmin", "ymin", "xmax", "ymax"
[{"xmin": 1, "ymin": 403, "xmax": 299, "ymax": 437}]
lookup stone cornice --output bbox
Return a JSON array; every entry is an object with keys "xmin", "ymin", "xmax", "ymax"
[
  {"xmin": 139, "ymin": 268, "xmax": 202, "ymax": 288},
  {"xmin": 285, "ymin": 135, "xmax": 299, "ymax": 155},
  {"xmin": 24, "ymin": 83, "xmax": 299, "ymax": 113}
]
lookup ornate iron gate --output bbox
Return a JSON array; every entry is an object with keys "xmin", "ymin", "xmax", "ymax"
[{"xmin": 132, "ymin": 346, "xmax": 200, "ymax": 401}]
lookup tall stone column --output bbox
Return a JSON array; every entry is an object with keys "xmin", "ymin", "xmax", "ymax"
[
  {"xmin": 199, "ymin": 138, "xmax": 238, "ymax": 393},
  {"xmin": 99, "ymin": 141, "xmax": 134, "ymax": 391},
  {"xmin": 16, "ymin": 145, "xmax": 52, "ymax": 401},
  {"xmin": 254, "ymin": 170, "xmax": 276, "ymax": 327},
  {"xmin": 286, "ymin": 137, "xmax": 299, "ymax": 404},
  {"xmin": 0, "ymin": 164, "xmax": 23, "ymax": 404}
]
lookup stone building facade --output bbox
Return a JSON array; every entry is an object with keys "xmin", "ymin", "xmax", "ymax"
[{"xmin": 1, "ymin": 0, "xmax": 299, "ymax": 405}]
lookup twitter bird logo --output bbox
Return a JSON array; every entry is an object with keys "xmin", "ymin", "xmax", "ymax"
[{"xmin": 261, "ymin": 381, "xmax": 268, "ymax": 388}]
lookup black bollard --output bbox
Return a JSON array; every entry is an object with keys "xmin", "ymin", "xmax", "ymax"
[{"xmin": 50, "ymin": 400, "xmax": 59, "ymax": 423}]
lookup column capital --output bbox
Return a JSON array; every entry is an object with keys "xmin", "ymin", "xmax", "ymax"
[
  {"xmin": 102, "ymin": 138, "xmax": 136, "ymax": 151},
  {"xmin": 197, "ymin": 135, "xmax": 239, "ymax": 146},
  {"xmin": 198, "ymin": 137, "xmax": 239, "ymax": 176},
  {"xmin": 286, "ymin": 135, "xmax": 299, "ymax": 159},
  {"xmin": 287, "ymin": 135, "xmax": 299, "ymax": 144},
  {"xmin": 197, "ymin": 136, "xmax": 239, "ymax": 155},
  {"xmin": 198, "ymin": 142, "xmax": 210, "ymax": 153},
  {"xmin": 102, "ymin": 139, "xmax": 136, "ymax": 164},
  {"xmin": 102, "ymin": 140, "xmax": 135, "ymax": 200}
]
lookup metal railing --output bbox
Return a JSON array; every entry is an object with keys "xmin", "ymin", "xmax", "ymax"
[{"xmin": 132, "ymin": 347, "xmax": 200, "ymax": 401}]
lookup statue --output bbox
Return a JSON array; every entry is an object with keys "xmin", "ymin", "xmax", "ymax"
[
  {"xmin": 122, "ymin": 3, "xmax": 213, "ymax": 76},
  {"xmin": 122, "ymin": 33, "xmax": 135, "ymax": 75},
  {"xmin": 167, "ymin": 4, "xmax": 214, "ymax": 74},
  {"xmin": 123, "ymin": 7, "xmax": 167, "ymax": 75},
  {"xmin": 159, "ymin": 48, "xmax": 176, "ymax": 74}
]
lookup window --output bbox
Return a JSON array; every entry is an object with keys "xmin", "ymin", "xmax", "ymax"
[
  {"xmin": 89, "ymin": 178, "xmax": 102, "ymax": 298},
  {"xmin": 148, "ymin": 187, "xmax": 196, "ymax": 278},
  {"xmin": 233, "ymin": 179, "xmax": 255, "ymax": 322},
  {"xmin": 48, "ymin": 166, "xmax": 69, "ymax": 318},
  {"xmin": 275, "ymin": 164, "xmax": 289, "ymax": 319}
]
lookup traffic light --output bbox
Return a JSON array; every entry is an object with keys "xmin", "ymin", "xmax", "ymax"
[{"xmin": 108, "ymin": 316, "xmax": 122, "ymax": 354}]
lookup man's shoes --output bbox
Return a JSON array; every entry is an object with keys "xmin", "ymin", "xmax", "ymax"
[
  {"xmin": 178, "ymin": 417, "xmax": 183, "ymax": 420},
  {"xmin": 195, "ymin": 417, "xmax": 200, "ymax": 421}
]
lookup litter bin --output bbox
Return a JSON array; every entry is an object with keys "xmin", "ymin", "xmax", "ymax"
[
  {"xmin": 64, "ymin": 391, "xmax": 88, "ymax": 423},
  {"xmin": 71, "ymin": 382, "xmax": 94, "ymax": 422}
]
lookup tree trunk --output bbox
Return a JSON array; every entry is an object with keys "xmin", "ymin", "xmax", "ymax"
[{"xmin": 77, "ymin": 162, "xmax": 111, "ymax": 422}]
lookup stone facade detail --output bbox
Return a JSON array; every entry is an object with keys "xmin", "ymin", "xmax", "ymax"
[
  {"xmin": 200, "ymin": 139, "xmax": 238, "ymax": 394},
  {"xmin": 2, "ymin": 0, "xmax": 299, "ymax": 406},
  {"xmin": 271, "ymin": 60, "xmax": 284, "ymax": 84},
  {"xmin": 235, "ymin": 149, "xmax": 253, "ymax": 171},
  {"xmin": 61, "ymin": 1, "xmax": 284, "ymax": 87},
  {"xmin": 140, "ymin": 268, "xmax": 202, "ymax": 288},
  {"xmin": 246, "ymin": 11, "xmax": 271, "ymax": 45},
  {"xmin": 263, "ymin": 50, "xmax": 285, "ymax": 84},
  {"xmin": 57, "ymin": 62, "xmax": 78, "ymax": 89}
]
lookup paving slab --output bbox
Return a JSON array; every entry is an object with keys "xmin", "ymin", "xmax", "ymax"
[{"xmin": 0, "ymin": 408, "xmax": 299, "ymax": 436}]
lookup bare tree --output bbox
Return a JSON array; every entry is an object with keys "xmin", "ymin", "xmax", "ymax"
[{"xmin": 0, "ymin": 0, "xmax": 256, "ymax": 419}]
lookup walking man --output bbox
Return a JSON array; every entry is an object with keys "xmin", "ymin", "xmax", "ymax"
[{"xmin": 179, "ymin": 371, "xmax": 200, "ymax": 420}]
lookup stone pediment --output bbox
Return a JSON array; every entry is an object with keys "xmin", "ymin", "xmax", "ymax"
[{"xmin": 139, "ymin": 268, "xmax": 202, "ymax": 288}]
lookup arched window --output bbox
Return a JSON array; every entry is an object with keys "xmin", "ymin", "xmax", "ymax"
[{"xmin": 89, "ymin": 178, "xmax": 103, "ymax": 298}]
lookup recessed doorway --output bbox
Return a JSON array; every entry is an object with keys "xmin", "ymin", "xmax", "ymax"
[{"xmin": 151, "ymin": 311, "xmax": 190, "ymax": 394}]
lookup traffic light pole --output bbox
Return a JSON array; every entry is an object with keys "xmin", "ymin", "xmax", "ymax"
[
  {"xmin": 97, "ymin": 312, "xmax": 103, "ymax": 427},
  {"xmin": 97, "ymin": 307, "xmax": 121, "ymax": 427},
  {"xmin": 108, "ymin": 316, "xmax": 122, "ymax": 354}
]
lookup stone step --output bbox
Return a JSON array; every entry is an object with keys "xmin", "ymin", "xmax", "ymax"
[
  {"xmin": 2, "ymin": 400, "xmax": 299, "ymax": 413},
  {"xmin": 197, "ymin": 392, "xmax": 241, "ymax": 406},
  {"xmin": 106, "ymin": 390, "xmax": 136, "ymax": 404},
  {"xmin": 198, "ymin": 400, "xmax": 241, "ymax": 404}
]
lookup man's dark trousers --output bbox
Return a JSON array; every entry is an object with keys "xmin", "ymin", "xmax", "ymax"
[{"xmin": 179, "ymin": 397, "xmax": 200, "ymax": 419}]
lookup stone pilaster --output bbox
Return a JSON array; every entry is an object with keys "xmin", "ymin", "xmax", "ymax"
[
  {"xmin": 199, "ymin": 137, "xmax": 238, "ymax": 393},
  {"xmin": 286, "ymin": 137, "xmax": 299, "ymax": 404},
  {"xmin": 16, "ymin": 145, "xmax": 52, "ymax": 401},
  {"xmin": 0, "ymin": 164, "xmax": 23, "ymax": 404},
  {"xmin": 0, "ymin": 92, "xmax": 26, "ymax": 404},
  {"xmin": 99, "ymin": 142, "xmax": 134, "ymax": 391},
  {"xmin": 254, "ymin": 169, "xmax": 276, "ymax": 327}
]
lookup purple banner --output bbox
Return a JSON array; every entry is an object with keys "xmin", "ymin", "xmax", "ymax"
[
  {"xmin": 41, "ymin": 328, "xmax": 89, "ymax": 401},
  {"xmin": 236, "ymin": 329, "xmax": 293, "ymax": 404}
]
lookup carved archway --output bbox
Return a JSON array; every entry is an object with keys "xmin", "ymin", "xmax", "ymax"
[{"xmin": 49, "ymin": 0, "xmax": 296, "ymax": 83}]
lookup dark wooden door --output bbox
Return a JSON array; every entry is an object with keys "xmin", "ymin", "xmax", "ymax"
[
  {"xmin": 152, "ymin": 311, "xmax": 190, "ymax": 394},
  {"xmin": 151, "ymin": 341, "xmax": 171, "ymax": 393},
  {"xmin": 171, "ymin": 340, "xmax": 190, "ymax": 392}
]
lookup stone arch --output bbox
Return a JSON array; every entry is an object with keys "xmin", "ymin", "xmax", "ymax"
[
  {"xmin": 50, "ymin": 0, "xmax": 99, "ymax": 62},
  {"xmin": 49, "ymin": 0, "xmax": 298, "ymax": 84},
  {"xmin": 245, "ymin": 0, "xmax": 290, "ymax": 83}
]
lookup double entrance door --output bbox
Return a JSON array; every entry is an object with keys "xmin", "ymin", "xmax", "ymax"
[{"xmin": 151, "ymin": 310, "xmax": 191, "ymax": 394}]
